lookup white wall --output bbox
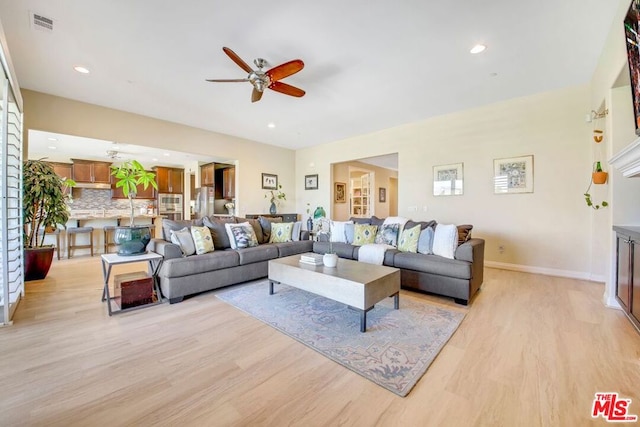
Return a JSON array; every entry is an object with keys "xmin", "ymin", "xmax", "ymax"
[{"xmin": 296, "ymin": 86, "xmax": 594, "ymax": 278}]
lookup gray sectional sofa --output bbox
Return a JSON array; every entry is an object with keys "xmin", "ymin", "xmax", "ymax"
[
  {"xmin": 148, "ymin": 216, "xmax": 313, "ymax": 303},
  {"xmin": 148, "ymin": 215, "xmax": 484, "ymax": 306},
  {"xmin": 311, "ymin": 217, "xmax": 485, "ymax": 305}
]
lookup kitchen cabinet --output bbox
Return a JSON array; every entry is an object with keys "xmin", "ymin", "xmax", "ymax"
[
  {"xmin": 214, "ymin": 166, "xmax": 235, "ymax": 199},
  {"xmin": 200, "ymin": 163, "xmax": 215, "ymax": 187},
  {"xmin": 111, "ymin": 171, "xmax": 156, "ymax": 200},
  {"xmin": 614, "ymin": 226, "xmax": 640, "ymax": 332},
  {"xmin": 71, "ymin": 159, "xmax": 111, "ymax": 183},
  {"xmin": 154, "ymin": 167, "xmax": 184, "ymax": 194},
  {"xmin": 47, "ymin": 161, "xmax": 73, "ymax": 180}
]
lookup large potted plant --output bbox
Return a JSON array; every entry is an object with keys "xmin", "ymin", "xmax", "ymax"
[
  {"xmin": 110, "ymin": 160, "xmax": 158, "ymax": 256},
  {"xmin": 23, "ymin": 159, "xmax": 75, "ymax": 280}
]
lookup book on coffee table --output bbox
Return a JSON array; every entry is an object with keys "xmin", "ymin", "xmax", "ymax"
[{"xmin": 299, "ymin": 253, "xmax": 323, "ymax": 265}]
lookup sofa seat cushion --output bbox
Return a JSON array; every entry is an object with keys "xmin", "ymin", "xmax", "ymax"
[
  {"xmin": 313, "ymin": 241, "xmax": 356, "ymax": 259},
  {"xmin": 161, "ymin": 250, "xmax": 240, "ymax": 278},
  {"xmin": 275, "ymin": 240, "xmax": 314, "ymax": 257},
  {"xmin": 393, "ymin": 252, "xmax": 471, "ymax": 280},
  {"xmin": 236, "ymin": 245, "xmax": 279, "ymax": 265}
]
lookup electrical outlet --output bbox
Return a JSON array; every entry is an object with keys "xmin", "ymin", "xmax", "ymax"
[
  {"xmin": 498, "ymin": 245, "xmax": 505, "ymax": 253},
  {"xmin": 408, "ymin": 206, "xmax": 418, "ymax": 212}
]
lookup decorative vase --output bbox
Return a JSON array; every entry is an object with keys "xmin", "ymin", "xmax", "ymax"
[
  {"xmin": 24, "ymin": 247, "xmax": 55, "ymax": 281},
  {"xmin": 313, "ymin": 206, "xmax": 326, "ymax": 219},
  {"xmin": 592, "ymin": 171, "xmax": 608, "ymax": 184},
  {"xmin": 269, "ymin": 201, "xmax": 277, "ymax": 215},
  {"xmin": 307, "ymin": 216, "xmax": 314, "ymax": 231},
  {"xmin": 114, "ymin": 226, "xmax": 151, "ymax": 256},
  {"xmin": 323, "ymin": 253, "xmax": 338, "ymax": 268}
]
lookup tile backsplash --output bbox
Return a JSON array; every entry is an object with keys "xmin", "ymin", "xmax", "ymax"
[{"xmin": 69, "ymin": 188, "xmax": 155, "ymax": 210}]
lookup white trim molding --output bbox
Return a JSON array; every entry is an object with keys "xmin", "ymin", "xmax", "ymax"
[
  {"xmin": 485, "ymin": 261, "xmax": 606, "ymax": 282},
  {"xmin": 609, "ymin": 136, "xmax": 640, "ymax": 177}
]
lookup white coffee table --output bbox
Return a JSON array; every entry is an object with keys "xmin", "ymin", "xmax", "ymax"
[{"xmin": 268, "ymin": 254, "xmax": 401, "ymax": 332}]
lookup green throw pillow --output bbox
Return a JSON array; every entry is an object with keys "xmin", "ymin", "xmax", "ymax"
[
  {"xmin": 398, "ymin": 224, "xmax": 421, "ymax": 253},
  {"xmin": 190, "ymin": 225, "xmax": 214, "ymax": 255},
  {"xmin": 353, "ymin": 224, "xmax": 378, "ymax": 246},
  {"xmin": 269, "ymin": 222, "xmax": 293, "ymax": 243}
]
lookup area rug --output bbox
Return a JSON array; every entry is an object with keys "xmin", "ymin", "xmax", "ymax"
[{"xmin": 216, "ymin": 281, "xmax": 465, "ymax": 397}]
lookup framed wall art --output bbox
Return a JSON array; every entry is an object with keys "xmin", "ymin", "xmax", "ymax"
[
  {"xmin": 433, "ymin": 163, "xmax": 463, "ymax": 196},
  {"xmin": 305, "ymin": 174, "xmax": 319, "ymax": 190},
  {"xmin": 261, "ymin": 173, "xmax": 278, "ymax": 190},
  {"xmin": 493, "ymin": 155, "xmax": 534, "ymax": 194},
  {"xmin": 335, "ymin": 182, "xmax": 346, "ymax": 203},
  {"xmin": 379, "ymin": 187, "xmax": 386, "ymax": 203}
]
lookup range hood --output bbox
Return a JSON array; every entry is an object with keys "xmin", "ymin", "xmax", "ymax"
[
  {"xmin": 609, "ymin": 136, "xmax": 640, "ymax": 177},
  {"xmin": 73, "ymin": 182, "xmax": 111, "ymax": 190}
]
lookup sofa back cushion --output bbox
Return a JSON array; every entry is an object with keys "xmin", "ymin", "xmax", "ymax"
[
  {"xmin": 405, "ymin": 219, "xmax": 437, "ymax": 231},
  {"xmin": 349, "ymin": 217, "xmax": 372, "ymax": 225},
  {"xmin": 203, "ymin": 216, "xmax": 236, "ymax": 249},
  {"xmin": 457, "ymin": 224, "xmax": 473, "ymax": 245},
  {"xmin": 162, "ymin": 218, "xmax": 204, "ymax": 241},
  {"xmin": 258, "ymin": 216, "xmax": 283, "ymax": 243}
]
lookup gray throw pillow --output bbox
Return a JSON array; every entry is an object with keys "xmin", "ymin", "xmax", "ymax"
[
  {"xmin": 292, "ymin": 221, "xmax": 302, "ymax": 241},
  {"xmin": 203, "ymin": 216, "xmax": 236, "ymax": 249},
  {"xmin": 370, "ymin": 216, "xmax": 385, "ymax": 227},
  {"xmin": 169, "ymin": 227, "xmax": 196, "ymax": 256},
  {"xmin": 349, "ymin": 217, "xmax": 372, "ymax": 225},
  {"xmin": 162, "ymin": 218, "xmax": 203, "ymax": 241},
  {"xmin": 344, "ymin": 223, "xmax": 355, "ymax": 244},
  {"xmin": 417, "ymin": 227, "xmax": 435, "ymax": 255}
]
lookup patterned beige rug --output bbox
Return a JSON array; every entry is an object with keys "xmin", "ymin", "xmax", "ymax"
[{"xmin": 217, "ymin": 281, "xmax": 465, "ymax": 397}]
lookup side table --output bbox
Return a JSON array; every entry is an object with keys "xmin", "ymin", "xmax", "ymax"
[{"xmin": 101, "ymin": 252, "xmax": 163, "ymax": 316}]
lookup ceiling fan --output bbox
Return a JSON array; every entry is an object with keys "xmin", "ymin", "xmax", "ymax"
[{"xmin": 206, "ymin": 47, "xmax": 305, "ymax": 103}]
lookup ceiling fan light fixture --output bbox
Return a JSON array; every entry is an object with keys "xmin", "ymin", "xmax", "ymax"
[
  {"xmin": 470, "ymin": 44, "xmax": 486, "ymax": 54},
  {"xmin": 73, "ymin": 65, "xmax": 90, "ymax": 74}
]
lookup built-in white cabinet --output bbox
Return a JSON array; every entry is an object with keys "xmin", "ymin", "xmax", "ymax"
[{"xmin": 350, "ymin": 173, "xmax": 371, "ymax": 217}]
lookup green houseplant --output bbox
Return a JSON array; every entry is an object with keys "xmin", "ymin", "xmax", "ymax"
[
  {"xmin": 110, "ymin": 160, "xmax": 158, "ymax": 255},
  {"xmin": 23, "ymin": 159, "xmax": 75, "ymax": 280}
]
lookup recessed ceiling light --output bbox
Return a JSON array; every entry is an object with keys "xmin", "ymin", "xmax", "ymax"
[
  {"xmin": 470, "ymin": 44, "xmax": 486, "ymax": 54},
  {"xmin": 163, "ymin": 153, "xmax": 170, "ymax": 157},
  {"xmin": 47, "ymin": 146, "xmax": 57, "ymax": 150},
  {"xmin": 73, "ymin": 66, "xmax": 90, "ymax": 74},
  {"xmin": 47, "ymin": 137, "xmax": 58, "ymax": 141},
  {"xmin": 267, "ymin": 122, "xmax": 276, "ymax": 129},
  {"xmin": 152, "ymin": 158, "xmax": 158, "ymax": 162}
]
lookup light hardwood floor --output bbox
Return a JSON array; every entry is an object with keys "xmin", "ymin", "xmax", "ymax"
[{"xmin": 1, "ymin": 256, "xmax": 639, "ymax": 426}]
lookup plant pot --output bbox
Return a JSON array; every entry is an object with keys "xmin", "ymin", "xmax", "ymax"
[
  {"xmin": 323, "ymin": 253, "xmax": 338, "ymax": 268},
  {"xmin": 592, "ymin": 171, "xmax": 608, "ymax": 184},
  {"xmin": 114, "ymin": 226, "xmax": 151, "ymax": 256},
  {"xmin": 24, "ymin": 247, "xmax": 55, "ymax": 281}
]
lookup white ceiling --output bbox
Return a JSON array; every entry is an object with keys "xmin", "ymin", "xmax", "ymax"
[{"xmin": 0, "ymin": 1, "xmax": 621, "ymax": 150}]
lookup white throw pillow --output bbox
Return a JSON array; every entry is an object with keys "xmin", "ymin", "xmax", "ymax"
[
  {"xmin": 432, "ymin": 224, "xmax": 458, "ymax": 259},
  {"xmin": 225, "ymin": 222, "xmax": 259, "ymax": 249},
  {"xmin": 292, "ymin": 221, "xmax": 302, "ymax": 241},
  {"xmin": 170, "ymin": 227, "xmax": 196, "ymax": 256},
  {"xmin": 330, "ymin": 220, "xmax": 353, "ymax": 243}
]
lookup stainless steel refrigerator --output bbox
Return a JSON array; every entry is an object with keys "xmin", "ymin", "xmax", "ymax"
[{"xmin": 193, "ymin": 187, "xmax": 215, "ymax": 219}]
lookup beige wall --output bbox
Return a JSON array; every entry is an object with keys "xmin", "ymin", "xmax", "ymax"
[
  {"xmin": 296, "ymin": 85, "xmax": 594, "ymax": 278},
  {"xmin": 22, "ymin": 89, "xmax": 296, "ymax": 216}
]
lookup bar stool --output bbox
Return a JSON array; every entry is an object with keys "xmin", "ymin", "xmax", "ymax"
[
  {"xmin": 67, "ymin": 226, "xmax": 94, "ymax": 258},
  {"xmin": 103, "ymin": 225, "xmax": 117, "ymax": 254},
  {"xmin": 38, "ymin": 227, "xmax": 61, "ymax": 260}
]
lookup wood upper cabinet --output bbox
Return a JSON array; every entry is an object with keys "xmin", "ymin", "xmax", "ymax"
[
  {"xmin": 71, "ymin": 159, "xmax": 112, "ymax": 183},
  {"xmin": 47, "ymin": 162, "xmax": 73, "ymax": 180},
  {"xmin": 111, "ymin": 171, "xmax": 156, "ymax": 199},
  {"xmin": 154, "ymin": 166, "xmax": 184, "ymax": 194},
  {"xmin": 200, "ymin": 163, "xmax": 215, "ymax": 187},
  {"xmin": 214, "ymin": 166, "xmax": 235, "ymax": 199}
]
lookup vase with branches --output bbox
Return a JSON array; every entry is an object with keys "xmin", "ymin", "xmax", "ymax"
[{"xmin": 265, "ymin": 184, "xmax": 286, "ymax": 214}]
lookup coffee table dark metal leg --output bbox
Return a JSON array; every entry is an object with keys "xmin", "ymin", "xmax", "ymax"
[
  {"xmin": 359, "ymin": 306, "xmax": 374, "ymax": 332},
  {"xmin": 269, "ymin": 280, "xmax": 278, "ymax": 295},
  {"xmin": 393, "ymin": 292, "xmax": 399, "ymax": 309}
]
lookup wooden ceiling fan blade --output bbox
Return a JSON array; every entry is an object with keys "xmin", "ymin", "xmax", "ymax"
[
  {"xmin": 222, "ymin": 47, "xmax": 253, "ymax": 73},
  {"xmin": 206, "ymin": 78, "xmax": 250, "ymax": 82},
  {"xmin": 266, "ymin": 60, "xmax": 304, "ymax": 82},
  {"xmin": 251, "ymin": 88, "xmax": 264, "ymax": 103},
  {"xmin": 268, "ymin": 81, "xmax": 305, "ymax": 98}
]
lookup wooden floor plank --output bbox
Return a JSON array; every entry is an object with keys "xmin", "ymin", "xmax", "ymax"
[{"xmin": 1, "ymin": 257, "xmax": 639, "ymax": 426}]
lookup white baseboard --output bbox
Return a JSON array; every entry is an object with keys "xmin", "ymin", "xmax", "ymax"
[
  {"xmin": 485, "ymin": 261, "xmax": 605, "ymax": 283},
  {"xmin": 603, "ymin": 294, "xmax": 622, "ymax": 309}
]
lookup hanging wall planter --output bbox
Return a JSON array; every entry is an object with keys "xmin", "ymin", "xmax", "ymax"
[{"xmin": 592, "ymin": 161, "xmax": 608, "ymax": 185}]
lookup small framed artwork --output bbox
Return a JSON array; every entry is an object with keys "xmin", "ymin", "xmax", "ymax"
[
  {"xmin": 379, "ymin": 187, "xmax": 386, "ymax": 203},
  {"xmin": 335, "ymin": 182, "xmax": 346, "ymax": 203},
  {"xmin": 305, "ymin": 174, "xmax": 319, "ymax": 190},
  {"xmin": 433, "ymin": 163, "xmax": 463, "ymax": 196},
  {"xmin": 493, "ymin": 155, "xmax": 534, "ymax": 194},
  {"xmin": 261, "ymin": 173, "xmax": 278, "ymax": 190}
]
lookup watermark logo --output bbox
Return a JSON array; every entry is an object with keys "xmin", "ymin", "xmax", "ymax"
[{"xmin": 592, "ymin": 392, "xmax": 638, "ymax": 423}]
